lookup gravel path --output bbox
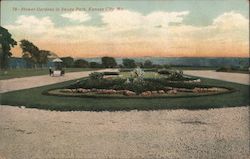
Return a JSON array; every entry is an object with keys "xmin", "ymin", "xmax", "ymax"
[
  {"xmin": 184, "ymin": 70, "xmax": 249, "ymax": 85},
  {"xmin": 0, "ymin": 106, "xmax": 249, "ymax": 159},
  {"xmin": 0, "ymin": 69, "xmax": 115, "ymax": 93}
]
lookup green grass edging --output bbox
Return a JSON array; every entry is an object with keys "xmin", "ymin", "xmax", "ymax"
[{"xmin": 43, "ymin": 87, "xmax": 235, "ymax": 99}]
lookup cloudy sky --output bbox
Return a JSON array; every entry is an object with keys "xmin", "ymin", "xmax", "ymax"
[{"xmin": 1, "ymin": 0, "xmax": 249, "ymax": 58}]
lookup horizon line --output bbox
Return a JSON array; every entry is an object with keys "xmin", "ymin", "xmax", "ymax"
[{"xmin": 11, "ymin": 55, "xmax": 250, "ymax": 59}]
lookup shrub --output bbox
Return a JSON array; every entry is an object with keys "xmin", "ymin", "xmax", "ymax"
[
  {"xmin": 158, "ymin": 69, "xmax": 172, "ymax": 75},
  {"xmin": 119, "ymin": 68, "xmax": 158, "ymax": 72},
  {"xmin": 89, "ymin": 72, "xmax": 104, "ymax": 80},
  {"xmin": 112, "ymin": 79, "xmax": 165, "ymax": 94},
  {"xmin": 144, "ymin": 68, "xmax": 158, "ymax": 72},
  {"xmin": 119, "ymin": 68, "xmax": 133, "ymax": 72},
  {"xmin": 67, "ymin": 78, "xmax": 125, "ymax": 90},
  {"xmin": 66, "ymin": 80, "xmax": 81, "ymax": 90},
  {"xmin": 103, "ymin": 72, "xmax": 119, "ymax": 75},
  {"xmin": 216, "ymin": 66, "xmax": 231, "ymax": 72},
  {"xmin": 167, "ymin": 71, "xmax": 183, "ymax": 80},
  {"xmin": 131, "ymin": 67, "xmax": 144, "ymax": 81}
]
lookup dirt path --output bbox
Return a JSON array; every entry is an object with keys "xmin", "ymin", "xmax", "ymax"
[
  {"xmin": 0, "ymin": 69, "xmax": 116, "ymax": 93},
  {"xmin": 0, "ymin": 105, "xmax": 248, "ymax": 159},
  {"xmin": 184, "ymin": 70, "xmax": 249, "ymax": 85}
]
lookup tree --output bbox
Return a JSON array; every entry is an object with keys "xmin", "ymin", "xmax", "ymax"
[
  {"xmin": 89, "ymin": 62, "xmax": 102, "ymax": 68},
  {"xmin": 101, "ymin": 56, "xmax": 117, "ymax": 68},
  {"xmin": 20, "ymin": 39, "xmax": 40, "ymax": 68},
  {"xmin": 122, "ymin": 58, "xmax": 136, "ymax": 68},
  {"xmin": 0, "ymin": 26, "xmax": 17, "ymax": 69},
  {"xmin": 135, "ymin": 62, "xmax": 143, "ymax": 68},
  {"xmin": 89, "ymin": 72, "xmax": 104, "ymax": 80},
  {"xmin": 74, "ymin": 59, "xmax": 89, "ymax": 68},
  {"xmin": 61, "ymin": 56, "xmax": 74, "ymax": 67},
  {"xmin": 38, "ymin": 50, "xmax": 51, "ymax": 67},
  {"xmin": 20, "ymin": 40, "xmax": 51, "ymax": 68},
  {"xmin": 143, "ymin": 60, "xmax": 153, "ymax": 68}
]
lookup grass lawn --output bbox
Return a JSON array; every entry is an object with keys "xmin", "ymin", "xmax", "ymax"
[
  {"xmin": 0, "ymin": 68, "xmax": 98, "ymax": 80},
  {"xmin": 119, "ymin": 71, "xmax": 160, "ymax": 78},
  {"xmin": 0, "ymin": 76, "xmax": 249, "ymax": 111}
]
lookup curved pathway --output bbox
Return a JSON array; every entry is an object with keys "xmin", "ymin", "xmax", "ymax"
[
  {"xmin": 0, "ymin": 69, "xmax": 116, "ymax": 93},
  {"xmin": 184, "ymin": 70, "xmax": 249, "ymax": 85}
]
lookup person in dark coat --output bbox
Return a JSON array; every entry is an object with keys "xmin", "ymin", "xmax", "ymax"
[{"xmin": 49, "ymin": 67, "xmax": 53, "ymax": 76}]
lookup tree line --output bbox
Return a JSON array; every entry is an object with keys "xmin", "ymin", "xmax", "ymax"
[
  {"xmin": 19, "ymin": 39, "xmax": 52, "ymax": 68},
  {"xmin": 1, "ymin": 26, "xmax": 164, "ymax": 70},
  {"xmin": 61, "ymin": 56, "xmax": 169, "ymax": 69},
  {"xmin": 1, "ymin": 26, "xmax": 52, "ymax": 69}
]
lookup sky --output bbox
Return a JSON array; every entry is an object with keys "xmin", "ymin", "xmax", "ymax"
[{"xmin": 1, "ymin": 0, "xmax": 249, "ymax": 58}]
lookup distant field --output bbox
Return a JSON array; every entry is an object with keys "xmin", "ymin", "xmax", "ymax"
[{"xmin": 0, "ymin": 68, "xmax": 97, "ymax": 80}]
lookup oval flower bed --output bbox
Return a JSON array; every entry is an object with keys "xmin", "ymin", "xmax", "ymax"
[{"xmin": 46, "ymin": 77, "xmax": 233, "ymax": 98}]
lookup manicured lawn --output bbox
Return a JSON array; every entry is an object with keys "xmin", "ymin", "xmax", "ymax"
[
  {"xmin": 0, "ymin": 68, "xmax": 98, "ymax": 80},
  {"xmin": 0, "ymin": 76, "xmax": 249, "ymax": 111},
  {"xmin": 120, "ymin": 71, "xmax": 160, "ymax": 78}
]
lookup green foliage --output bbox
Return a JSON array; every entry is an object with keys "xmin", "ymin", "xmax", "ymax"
[
  {"xmin": 61, "ymin": 57, "xmax": 74, "ymax": 67},
  {"xmin": 20, "ymin": 39, "xmax": 40, "ymax": 64},
  {"xmin": 120, "ymin": 68, "xmax": 158, "ymax": 72},
  {"xmin": 122, "ymin": 58, "xmax": 136, "ymax": 68},
  {"xmin": 167, "ymin": 71, "xmax": 183, "ymax": 80},
  {"xmin": 158, "ymin": 69, "xmax": 191, "ymax": 81},
  {"xmin": 0, "ymin": 26, "xmax": 17, "ymax": 69},
  {"xmin": 89, "ymin": 72, "xmax": 104, "ymax": 80},
  {"xmin": 113, "ymin": 79, "xmax": 164, "ymax": 94},
  {"xmin": 103, "ymin": 72, "xmax": 119, "ymax": 75},
  {"xmin": 101, "ymin": 56, "xmax": 117, "ymax": 68},
  {"xmin": 131, "ymin": 67, "xmax": 144, "ymax": 78},
  {"xmin": 20, "ymin": 39, "xmax": 51, "ymax": 68},
  {"xmin": 67, "ymin": 78, "xmax": 124, "ymax": 89},
  {"xmin": 89, "ymin": 62, "xmax": 103, "ymax": 68},
  {"xmin": 143, "ymin": 60, "xmax": 153, "ymax": 68},
  {"xmin": 147, "ymin": 78, "xmax": 203, "ymax": 89},
  {"xmin": 38, "ymin": 50, "xmax": 51, "ymax": 65},
  {"xmin": 158, "ymin": 69, "xmax": 172, "ymax": 75},
  {"xmin": 66, "ymin": 75, "xmax": 201, "ymax": 94},
  {"xmin": 74, "ymin": 59, "xmax": 89, "ymax": 68}
]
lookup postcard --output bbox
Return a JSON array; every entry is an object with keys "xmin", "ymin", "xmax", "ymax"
[{"xmin": 0, "ymin": 0, "xmax": 249, "ymax": 158}]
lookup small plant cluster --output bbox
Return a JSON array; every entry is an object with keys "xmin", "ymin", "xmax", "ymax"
[
  {"xmin": 157, "ymin": 69, "xmax": 198, "ymax": 81},
  {"xmin": 130, "ymin": 67, "xmax": 145, "ymax": 83},
  {"xmin": 167, "ymin": 70, "xmax": 184, "ymax": 81},
  {"xmin": 158, "ymin": 69, "xmax": 172, "ymax": 75},
  {"xmin": 103, "ymin": 72, "xmax": 119, "ymax": 75},
  {"xmin": 89, "ymin": 72, "xmax": 104, "ymax": 80},
  {"xmin": 89, "ymin": 72, "xmax": 119, "ymax": 80}
]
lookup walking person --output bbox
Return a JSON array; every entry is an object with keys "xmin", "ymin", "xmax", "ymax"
[{"xmin": 49, "ymin": 67, "xmax": 53, "ymax": 76}]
